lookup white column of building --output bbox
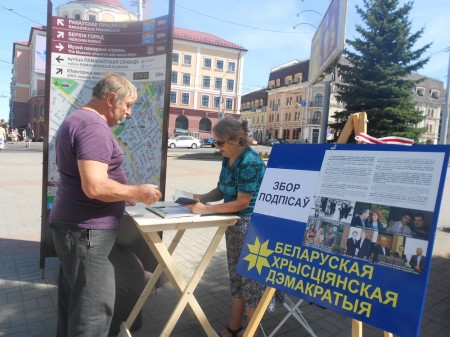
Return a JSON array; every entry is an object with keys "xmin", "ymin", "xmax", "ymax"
[{"xmin": 193, "ymin": 45, "xmax": 201, "ymax": 109}]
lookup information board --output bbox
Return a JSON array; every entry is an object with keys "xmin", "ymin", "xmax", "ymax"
[
  {"xmin": 46, "ymin": 15, "xmax": 170, "ymax": 207},
  {"xmin": 40, "ymin": 0, "xmax": 174, "ymax": 268},
  {"xmin": 237, "ymin": 144, "xmax": 449, "ymax": 337}
]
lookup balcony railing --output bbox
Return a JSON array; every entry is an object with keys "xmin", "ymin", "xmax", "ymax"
[{"xmin": 308, "ymin": 118, "xmax": 321, "ymax": 125}]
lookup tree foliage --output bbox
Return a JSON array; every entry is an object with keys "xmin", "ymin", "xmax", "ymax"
[{"xmin": 333, "ymin": 0, "xmax": 430, "ymax": 141}]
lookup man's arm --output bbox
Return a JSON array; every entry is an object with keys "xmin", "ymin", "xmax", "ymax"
[{"xmin": 78, "ymin": 159, "xmax": 161, "ymax": 204}]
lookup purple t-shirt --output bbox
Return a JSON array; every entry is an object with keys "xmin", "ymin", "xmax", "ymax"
[{"xmin": 49, "ymin": 109, "xmax": 127, "ymax": 229}]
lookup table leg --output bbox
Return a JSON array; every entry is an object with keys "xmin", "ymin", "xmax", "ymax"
[
  {"xmin": 118, "ymin": 230, "xmax": 186, "ymax": 337},
  {"xmin": 159, "ymin": 225, "xmax": 227, "ymax": 337},
  {"xmin": 243, "ymin": 287, "xmax": 276, "ymax": 337}
]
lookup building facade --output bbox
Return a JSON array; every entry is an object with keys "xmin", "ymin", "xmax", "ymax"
[
  {"xmin": 409, "ymin": 74, "xmax": 445, "ymax": 144},
  {"xmin": 169, "ymin": 28, "xmax": 246, "ymax": 138},
  {"xmin": 9, "ymin": 0, "xmax": 245, "ymax": 140},
  {"xmin": 241, "ymin": 60, "xmax": 344, "ymax": 144},
  {"xmin": 241, "ymin": 59, "xmax": 445, "ymax": 144},
  {"xmin": 9, "ymin": 0, "xmax": 137, "ymax": 137},
  {"xmin": 10, "ymin": 27, "xmax": 46, "ymax": 136}
]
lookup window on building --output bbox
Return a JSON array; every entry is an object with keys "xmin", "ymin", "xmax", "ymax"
[
  {"xmin": 431, "ymin": 90, "xmax": 440, "ymax": 99},
  {"xmin": 276, "ymin": 114, "xmax": 280, "ymax": 122},
  {"xmin": 215, "ymin": 78, "xmax": 222, "ymax": 89},
  {"xmin": 312, "ymin": 129, "xmax": 320, "ymax": 143},
  {"xmin": 416, "ymin": 87, "xmax": 425, "ymax": 96},
  {"xmin": 199, "ymin": 118, "xmax": 212, "ymax": 132},
  {"xmin": 182, "ymin": 73, "xmax": 190, "ymax": 85},
  {"xmin": 226, "ymin": 98, "xmax": 233, "ymax": 110},
  {"xmin": 183, "ymin": 54, "xmax": 192, "ymax": 65},
  {"xmin": 204, "ymin": 57, "xmax": 212, "ymax": 68},
  {"xmin": 216, "ymin": 59, "xmax": 224, "ymax": 70},
  {"xmin": 314, "ymin": 93, "xmax": 323, "ymax": 107},
  {"xmin": 228, "ymin": 61, "xmax": 236, "ymax": 72},
  {"xmin": 181, "ymin": 93, "xmax": 189, "ymax": 105},
  {"xmin": 74, "ymin": 14, "xmax": 81, "ymax": 19},
  {"xmin": 171, "ymin": 71, "xmax": 178, "ymax": 84},
  {"xmin": 172, "ymin": 52, "xmax": 179, "ymax": 64},
  {"xmin": 88, "ymin": 15, "xmax": 96, "ymax": 21},
  {"xmin": 313, "ymin": 111, "xmax": 321, "ymax": 124},
  {"xmin": 227, "ymin": 79, "xmax": 234, "ymax": 91},
  {"xmin": 276, "ymin": 79, "xmax": 280, "ymax": 87},
  {"xmin": 201, "ymin": 95, "xmax": 209, "ymax": 107},
  {"xmin": 214, "ymin": 96, "xmax": 220, "ymax": 108},
  {"xmin": 170, "ymin": 91, "xmax": 177, "ymax": 103},
  {"xmin": 203, "ymin": 76, "xmax": 211, "ymax": 88}
]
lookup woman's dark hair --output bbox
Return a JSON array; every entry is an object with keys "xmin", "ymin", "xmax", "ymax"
[{"xmin": 213, "ymin": 117, "xmax": 248, "ymax": 146}]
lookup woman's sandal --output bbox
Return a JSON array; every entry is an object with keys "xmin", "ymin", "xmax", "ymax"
[{"xmin": 218, "ymin": 326, "xmax": 244, "ymax": 337}]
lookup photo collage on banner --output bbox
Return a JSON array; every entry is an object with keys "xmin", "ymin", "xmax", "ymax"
[{"xmin": 304, "ymin": 198, "xmax": 431, "ymax": 275}]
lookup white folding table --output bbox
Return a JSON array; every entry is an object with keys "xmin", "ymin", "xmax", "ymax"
[{"xmin": 118, "ymin": 203, "xmax": 239, "ymax": 337}]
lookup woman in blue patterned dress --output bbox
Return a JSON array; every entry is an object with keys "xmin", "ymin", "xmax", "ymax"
[{"xmin": 188, "ymin": 117, "xmax": 266, "ymax": 337}]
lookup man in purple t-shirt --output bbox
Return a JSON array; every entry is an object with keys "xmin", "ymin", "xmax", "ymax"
[{"xmin": 49, "ymin": 73, "xmax": 161, "ymax": 337}]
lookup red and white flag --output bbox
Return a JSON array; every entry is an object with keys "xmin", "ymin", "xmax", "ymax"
[{"xmin": 354, "ymin": 133, "xmax": 414, "ymax": 146}]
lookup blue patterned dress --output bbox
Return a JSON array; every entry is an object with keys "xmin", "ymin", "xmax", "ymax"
[{"xmin": 218, "ymin": 146, "xmax": 271, "ymax": 307}]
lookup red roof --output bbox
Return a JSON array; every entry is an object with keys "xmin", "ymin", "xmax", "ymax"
[
  {"xmin": 76, "ymin": 0, "xmax": 126, "ymax": 10},
  {"xmin": 174, "ymin": 27, "xmax": 247, "ymax": 51}
]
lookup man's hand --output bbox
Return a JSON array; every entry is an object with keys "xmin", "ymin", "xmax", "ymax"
[{"xmin": 137, "ymin": 184, "xmax": 162, "ymax": 205}]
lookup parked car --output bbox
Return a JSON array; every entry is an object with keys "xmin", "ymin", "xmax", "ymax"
[
  {"xmin": 277, "ymin": 139, "xmax": 289, "ymax": 144},
  {"xmin": 202, "ymin": 137, "xmax": 216, "ymax": 147},
  {"xmin": 266, "ymin": 138, "xmax": 279, "ymax": 146},
  {"xmin": 168, "ymin": 136, "xmax": 201, "ymax": 149}
]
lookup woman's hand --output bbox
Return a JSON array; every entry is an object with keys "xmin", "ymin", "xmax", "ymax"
[{"xmin": 185, "ymin": 202, "xmax": 210, "ymax": 214}]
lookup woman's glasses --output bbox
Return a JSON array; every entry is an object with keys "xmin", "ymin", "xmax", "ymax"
[{"xmin": 214, "ymin": 140, "xmax": 226, "ymax": 147}]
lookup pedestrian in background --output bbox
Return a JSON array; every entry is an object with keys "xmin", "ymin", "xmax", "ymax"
[
  {"xmin": 25, "ymin": 122, "xmax": 34, "ymax": 148},
  {"xmin": 0, "ymin": 121, "xmax": 6, "ymax": 152},
  {"xmin": 49, "ymin": 73, "xmax": 162, "ymax": 337},
  {"xmin": 187, "ymin": 117, "xmax": 273, "ymax": 337}
]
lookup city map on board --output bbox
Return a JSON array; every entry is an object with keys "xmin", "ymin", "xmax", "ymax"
[
  {"xmin": 46, "ymin": 15, "xmax": 169, "ymax": 208},
  {"xmin": 46, "ymin": 76, "xmax": 165, "ymax": 206}
]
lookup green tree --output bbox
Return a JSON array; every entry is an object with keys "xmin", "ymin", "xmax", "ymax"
[{"xmin": 333, "ymin": 0, "xmax": 430, "ymax": 141}]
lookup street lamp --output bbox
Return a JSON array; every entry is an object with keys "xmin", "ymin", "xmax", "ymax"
[
  {"xmin": 296, "ymin": 9, "xmax": 323, "ymax": 18},
  {"xmin": 293, "ymin": 22, "xmax": 317, "ymax": 30}
]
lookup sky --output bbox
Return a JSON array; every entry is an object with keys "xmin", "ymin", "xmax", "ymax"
[{"xmin": 0, "ymin": 0, "xmax": 449, "ymax": 122}]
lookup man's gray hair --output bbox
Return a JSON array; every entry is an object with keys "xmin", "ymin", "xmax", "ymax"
[{"xmin": 92, "ymin": 73, "xmax": 137, "ymax": 104}]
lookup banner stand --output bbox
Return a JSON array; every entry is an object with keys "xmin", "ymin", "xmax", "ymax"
[
  {"xmin": 244, "ymin": 112, "xmax": 395, "ymax": 337},
  {"xmin": 243, "ymin": 287, "xmax": 275, "ymax": 337},
  {"xmin": 336, "ymin": 112, "xmax": 367, "ymax": 144},
  {"xmin": 339, "ymin": 112, "xmax": 393, "ymax": 337}
]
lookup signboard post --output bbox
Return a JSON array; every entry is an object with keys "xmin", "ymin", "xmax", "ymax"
[
  {"xmin": 238, "ymin": 144, "xmax": 449, "ymax": 337},
  {"xmin": 40, "ymin": 0, "xmax": 174, "ymax": 268}
]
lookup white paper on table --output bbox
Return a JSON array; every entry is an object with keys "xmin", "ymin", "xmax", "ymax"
[{"xmin": 173, "ymin": 189, "xmax": 195, "ymax": 201}]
